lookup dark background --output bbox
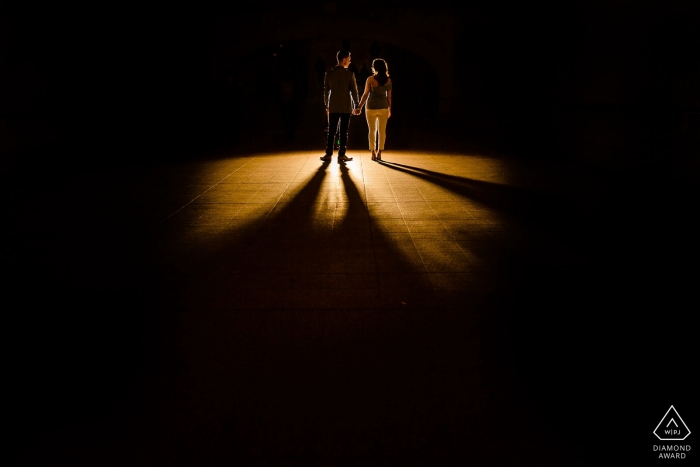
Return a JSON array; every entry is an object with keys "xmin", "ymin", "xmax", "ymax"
[{"xmin": 2, "ymin": 1, "xmax": 698, "ymax": 465}]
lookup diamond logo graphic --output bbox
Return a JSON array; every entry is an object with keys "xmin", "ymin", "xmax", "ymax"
[{"xmin": 654, "ymin": 405, "xmax": 691, "ymax": 441}]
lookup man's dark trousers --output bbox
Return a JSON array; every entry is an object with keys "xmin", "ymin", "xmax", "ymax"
[{"xmin": 326, "ymin": 112, "xmax": 351, "ymax": 157}]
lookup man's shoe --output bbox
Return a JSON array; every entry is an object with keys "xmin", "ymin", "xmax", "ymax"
[
  {"xmin": 338, "ymin": 155, "xmax": 353, "ymax": 162},
  {"xmin": 320, "ymin": 155, "xmax": 332, "ymax": 161}
]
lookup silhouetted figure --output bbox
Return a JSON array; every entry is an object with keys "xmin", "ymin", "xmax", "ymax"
[
  {"xmin": 321, "ymin": 50, "xmax": 361, "ymax": 163},
  {"xmin": 357, "ymin": 58, "xmax": 392, "ymax": 161}
]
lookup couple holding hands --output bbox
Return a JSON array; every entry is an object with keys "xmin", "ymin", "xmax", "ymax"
[{"xmin": 321, "ymin": 51, "xmax": 392, "ymax": 162}]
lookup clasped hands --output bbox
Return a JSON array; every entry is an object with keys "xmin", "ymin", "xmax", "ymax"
[
  {"xmin": 326, "ymin": 107, "xmax": 362, "ymax": 115},
  {"xmin": 350, "ymin": 107, "xmax": 391, "ymax": 117},
  {"xmin": 326, "ymin": 107, "xmax": 364, "ymax": 116}
]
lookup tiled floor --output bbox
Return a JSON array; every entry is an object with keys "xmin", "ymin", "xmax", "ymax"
[
  {"xmin": 6, "ymin": 132, "xmax": 697, "ymax": 466},
  {"xmin": 107, "ymin": 144, "xmax": 588, "ymax": 464},
  {"xmin": 141, "ymin": 147, "xmax": 568, "ymax": 311}
]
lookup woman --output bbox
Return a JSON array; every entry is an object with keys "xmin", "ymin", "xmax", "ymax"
[{"xmin": 357, "ymin": 58, "xmax": 392, "ymax": 161}]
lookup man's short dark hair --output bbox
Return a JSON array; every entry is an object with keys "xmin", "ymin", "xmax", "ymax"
[{"xmin": 337, "ymin": 50, "xmax": 351, "ymax": 63}]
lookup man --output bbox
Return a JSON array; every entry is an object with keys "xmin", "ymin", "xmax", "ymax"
[{"xmin": 321, "ymin": 50, "xmax": 361, "ymax": 162}]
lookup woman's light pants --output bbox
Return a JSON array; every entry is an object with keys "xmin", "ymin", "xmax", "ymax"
[{"xmin": 366, "ymin": 108, "xmax": 389, "ymax": 151}]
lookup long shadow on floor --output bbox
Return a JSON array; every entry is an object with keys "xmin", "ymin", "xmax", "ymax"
[
  {"xmin": 116, "ymin": 156, "xmax": 548, "ymax": 465},
  {"xmin": 379, "ymin": 161, "xmax": 573, "ymax": 227},
  {"xmin": 376, "ymin": 159, "xmax": 628, "ymax": 452}
]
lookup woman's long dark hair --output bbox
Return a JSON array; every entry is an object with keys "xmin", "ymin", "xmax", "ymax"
[{"xmin": 372, "ymin": 58, "xmax": 389, "ymax": 86}]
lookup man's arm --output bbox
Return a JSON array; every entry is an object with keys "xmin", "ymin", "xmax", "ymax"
[
  {"xmin": 323, "ymin": 71, "xmax": 330, "ymax": 113},
  {"xmin": 350, "ymin": 73, "xmax": 360, "ymax": 112}
]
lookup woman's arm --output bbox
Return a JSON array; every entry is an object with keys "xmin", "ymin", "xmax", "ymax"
[
  {"xmin": 357, "ymin": 77, "xmax": 372, "ymax": 110},
  {"xmin": 387, "ymin": 89, "xmax": 392, "ymax": 118}
]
